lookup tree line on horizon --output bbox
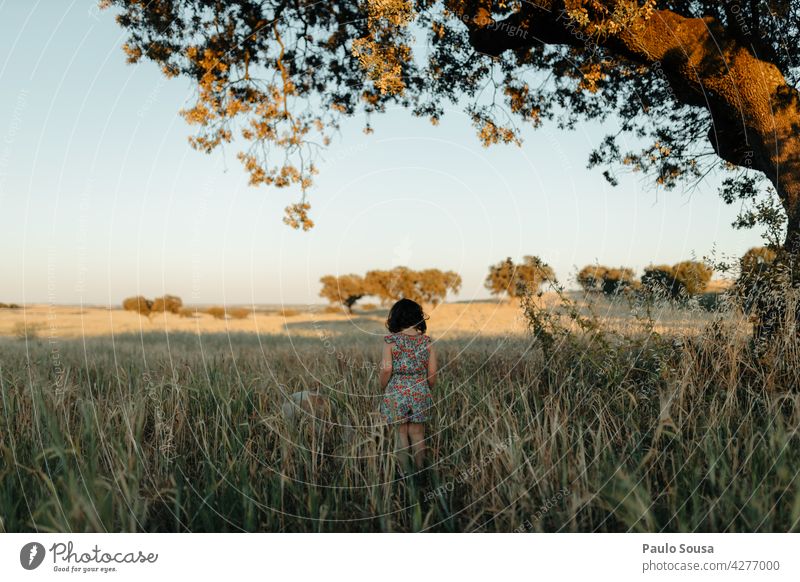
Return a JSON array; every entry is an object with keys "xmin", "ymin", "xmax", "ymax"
[
  {"xmin": 319, "ymin": 267, "xmax": 462, "ymax": 313},
  {"xmin": 121, "ymin": 294, "xmax": 253, "ymax": 320},
  {"xmin": 484, "ymin": 255, "xmax": 717, "ymax": 303},
  {"xmin": 319, "ymin": 248, "xmax": 776, "ymax": 311},
  {"xmin": 118, "ymin": 247, "xmax": 774, "ymax": 317}
]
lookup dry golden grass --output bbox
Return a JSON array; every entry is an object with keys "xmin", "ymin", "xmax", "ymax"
[
  {"xmin": 0, "ymin": 294, "xmax": 727, "ymax": 341},
  {"xmin": 0, "ymin": 300, "xmax": 529, "ymax": 340},
  {"xmin": 4, "ymin": 288, "xmax": 800, "ymax": 533}
]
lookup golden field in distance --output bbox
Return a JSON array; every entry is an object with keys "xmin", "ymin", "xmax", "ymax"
[{"xmin": 0, "ymin": 284, "xmax": 733, "ymax": 341}]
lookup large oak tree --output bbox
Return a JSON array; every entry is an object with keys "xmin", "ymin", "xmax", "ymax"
[{"xmin": 104, "ymin": 0, "xmax": 800, "ymax": 253}]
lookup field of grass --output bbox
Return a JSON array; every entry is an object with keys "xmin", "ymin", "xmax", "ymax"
[{"xmin": 2, "ymin": 297, "xmax": 800, "ymax": 532}]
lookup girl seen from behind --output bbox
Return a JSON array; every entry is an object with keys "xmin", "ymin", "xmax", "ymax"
[{"xmin": 379, "ymin": 298, "xmax": 437, "ymax": 474}]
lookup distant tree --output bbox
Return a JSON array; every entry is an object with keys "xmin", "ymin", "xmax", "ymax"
[
  {"xmin": 415, "ymin": 269, "xmax": 462, "ymax": 305},
  {"xmin": 362, "ymin": 270, "xmax": 392, "ymax": 305},
  {"xmin": 600, "ymin": 267, "xmax": 636, "ymax": 296},
  {"xmin": 642, "ymin": 261, "xmax": 713, "ymax": 300},
  {"xmin": 319, "ymin": 267, "xmax": 461, "ymax": 309},
  {"xmin": 484, "ymin": 258, "xmax": 517, "ymax": 299},
  {"xmin": 641, "ymin": 265, "xmax": 680, "ymax": 299},
  {"xmin": 319, "ymin": 274, "xmax": 367, "ymax": 313},
  {"xmin": 122, "ymin": 295, "xmax": 153, "ymax": 316},
  {"xmin": 577, "ymin": 265, "xmax": 608, "ymax": 293},
  {"xmin": 485, "ymin": 256, "xmax": 554, "ymax": 299},
  {"xmin": 364, "ymin": 267, "xmax": 412, "ymax": 304},
  {"xmin": 150, "ymin": 295, "xmax": 184, "ymax": 315},
  {"xmin": 364, "ymin": 267, "xmax": 460, "ymax": 305},
  {"xmin": 672, "ymin": 261, "xmax": 714, "ymax": 295}
]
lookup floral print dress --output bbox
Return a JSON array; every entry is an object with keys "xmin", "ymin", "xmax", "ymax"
[{"xmin": 380, "ymin": 332, "xmax": 433, "ymax": 424}]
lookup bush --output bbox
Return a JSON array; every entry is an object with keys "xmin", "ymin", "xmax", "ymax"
[
  {"xmin": 151, "ymin": 295, "xmax": 183, "ymax": 314},
  {"xmin": 228, "ymin": 308, "xmax": 251, "ymax": 319},
  {"xmin": 697, "ymin": 292, "xmax": 724, "ymax": 312},
  {"xmin": 179, "ymin": 307, "xmax": 200, "ymax": 318},
  {"xmin": 600, "ymin": 267, "xmax": 636, "ymax": 296},
  {"xmin": 641, "ymin": 265, "xmax": 680, "ymax": 299},
  {"xmin": 205, "ymin": 306, "xmax": 227, "ymax": 320},
  {"xmin": 736, "ymin": 247, "xmax": 778, "ymax": 314},
  {"xmin": 122, "ymin": 296, "xmax": 153, "ymax": 316},
  {"xmin": 577, "ymin": 265, "xmax": 608, "ymax": 293},
  {"xmin": 642, "ymin": 261, "xmax": 713, "ymax": 301},
  {"xmin": 672, "ymin": 261, "xmax": 714, "ymax": 294}
]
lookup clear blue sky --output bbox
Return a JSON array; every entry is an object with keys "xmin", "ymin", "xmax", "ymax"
[{"xmin": 0, "ymin": 1, "xmax": 764, "ymax": 306}]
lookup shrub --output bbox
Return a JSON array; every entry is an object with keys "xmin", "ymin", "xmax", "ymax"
[
  {"xmin": 205, "ymin": 306, "xmax": 227, "ymax": 320},
  {"xmin": 672, "ymin": 261, "xmax": 714, "ymax": 294},
  {"xmin": 151, "ymin": 295, "xmax": 183, "ymax": 314},
  {"xmin": 697, "ymin": 292, "xmax": 724, "ymax": 312},
  {"xmin": 228, "ymin": 308, "xmax": 251, "ymax": 319},
  {"xmin": 641, "ymin": 265, "xmax": 680, "ymax": 299},
  {"xmin": 122, "ymin": 296, "xmax": 153, "ymax": 316},
  {"xmin": 600, "ymin": 267, "xmax": 636, "ymax": 296},
  {"xmin": 642, "ymin": 261, "xmax": 713, "ymax": 301},
  {"xmin": 577, "ymin": 265, "xmax": 608, "ymax": 293},
  {"xmin": 735, "ymin": 246, "xmax": 779, "ymax": 316}
]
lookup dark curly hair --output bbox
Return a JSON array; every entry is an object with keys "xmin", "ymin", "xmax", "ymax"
[{"xmin": 386, "ymin": 298, "xmax": 428, "ymax": 334}]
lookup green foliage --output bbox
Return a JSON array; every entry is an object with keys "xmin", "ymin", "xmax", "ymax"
[{"xmin": 485, "ymin": 256, "xmax": 554, "ymax": 299}]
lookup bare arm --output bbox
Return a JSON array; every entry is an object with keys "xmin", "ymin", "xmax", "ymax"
[
  {"xmin": 427, "ymin": 344, "xmax": 437, "ymax": 389},
  {"xmin": 379, "ymin": 342, "xmax": 393, "ymax": 389}
]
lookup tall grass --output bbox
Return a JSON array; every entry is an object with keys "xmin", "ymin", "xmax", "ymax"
[{"xmin": 1, "ymin": 304, "xmax": 800, "ymax": 532}]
